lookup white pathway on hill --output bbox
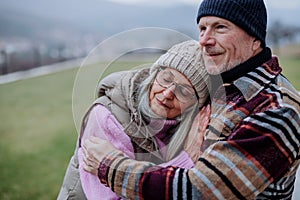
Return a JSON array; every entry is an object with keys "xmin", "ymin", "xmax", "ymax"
[{"xmin": 0, "ymin": 58, "xmax": 84, "ymax": 84}]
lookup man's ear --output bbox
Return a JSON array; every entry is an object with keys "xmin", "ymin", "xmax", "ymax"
[{"xmin": 252, "ymin": 39, "xmax": 262, "ymax": 51}]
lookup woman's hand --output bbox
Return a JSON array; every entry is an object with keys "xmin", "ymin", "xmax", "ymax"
[
  {"xmin": 184, "ymin": 104, "xmax": 210, "ymax": 162},
  {"xmin": 82, "ymin": 136, "xmax": 117, "ymax": 175}
]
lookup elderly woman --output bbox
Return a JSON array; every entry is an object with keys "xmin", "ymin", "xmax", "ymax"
[{"xmin": 58, "ymin": 40, "xmax": 210, "ymax": 200}]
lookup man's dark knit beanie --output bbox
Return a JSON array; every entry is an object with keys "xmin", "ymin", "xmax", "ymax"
[{"xmin": 197, "ymin": 0, "xmax": 267, "ymax": 47}]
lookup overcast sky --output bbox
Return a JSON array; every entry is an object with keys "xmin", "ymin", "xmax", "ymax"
[
  {"xmin": 107, "ymin": 0, "xmax": 200, "ymax": 5},
  {"xmin": 107, "ymin": 0, "xmax": 300, "ymax": 9},
  {"xmin": 106, "ymin": 0, "xmax": 300, "ymax": 26}
]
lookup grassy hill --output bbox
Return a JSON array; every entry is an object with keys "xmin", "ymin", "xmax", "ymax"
[
  {"xmin": 0, "ymin": 58, "xmax": 299, "ymax": 199},
  {"xmin": 0, "ymin": 68, "xmax": 78, "ymax": 199}
]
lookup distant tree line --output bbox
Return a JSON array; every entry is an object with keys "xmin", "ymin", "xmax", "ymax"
[
  {"xmin": 267, "ymin": 20, "xmax": 300, "ymax": 52},
  {"xmin": 0, "ymin": 43, "xmax": 87, "ymax": 75}
]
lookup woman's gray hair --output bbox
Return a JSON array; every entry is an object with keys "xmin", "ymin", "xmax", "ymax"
[{"xmin": 137, "ymin": 67, "xmax": 200, "ymax": 161}]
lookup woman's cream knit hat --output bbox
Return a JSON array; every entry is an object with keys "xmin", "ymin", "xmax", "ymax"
[{"xmin": 150, "ymin": 40, "xmax": 210, "ymax": 107}]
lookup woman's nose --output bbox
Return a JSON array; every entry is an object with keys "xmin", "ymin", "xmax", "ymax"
[{"xmin": 162, "ymin": 85, "xmax": 176, "ymax": 99}]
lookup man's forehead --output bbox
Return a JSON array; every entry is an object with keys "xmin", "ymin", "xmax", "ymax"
[{"xmin": 198, "ymin": 16, "xmax": 232, "ymax": 25}]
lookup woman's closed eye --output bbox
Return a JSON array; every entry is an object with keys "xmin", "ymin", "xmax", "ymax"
[
  {"xmin": 162, "ymin": 77, "xmax": 173, "ymax": 84},
  {"xmin": 177, "ymin": 85, "xmax": 194, "ymax": 97}
]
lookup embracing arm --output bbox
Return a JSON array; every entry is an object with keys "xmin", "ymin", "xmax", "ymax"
[
  {"xmin": 80, "ymin": 104, "xmax": 201, "ymax": 199},
  {"xmin": 84, "ymin": 107, "xmax": 300, "ymax": 200}
]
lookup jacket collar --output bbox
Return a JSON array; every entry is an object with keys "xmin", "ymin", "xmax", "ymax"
[
  {"xmin": 220, "ymin": 47, "xmax": 272, "ymax": 83},
  {"xmin": 233, "ymin": 56, "xmax": 282, "ymax": 101}
]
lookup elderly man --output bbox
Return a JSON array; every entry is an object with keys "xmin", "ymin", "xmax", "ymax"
[{"xmin": 83, "ymin": 0, "xmax": 300, "ymax": 199}]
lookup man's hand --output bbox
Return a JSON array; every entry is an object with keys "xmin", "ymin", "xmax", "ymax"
[
  {"xmin": 82, "ymin": 136, "xmax": 117, "ymax": 175},
  {"xmin": 184, "ymin": 104, "xmax": 210, "ymax": 162}
]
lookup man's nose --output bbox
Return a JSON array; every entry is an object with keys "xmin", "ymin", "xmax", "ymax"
[{"xmin": 199, "ymin": 31, "xmax": 215, "ymax": 46}]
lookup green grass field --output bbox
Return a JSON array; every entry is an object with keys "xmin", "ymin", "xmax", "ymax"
[
  {"xmin": 0, "ymin": 59, "xmax": 299, "ymax": 199},
  {"xmin": 0, "ymin": 68, "xmax": 78, "ymax": 199}
]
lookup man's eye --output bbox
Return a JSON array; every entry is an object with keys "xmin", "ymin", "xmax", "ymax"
[
  {"xmin": 199, "ymin": 26, "xmax": 206, "ymax": 31},
  {"xmin": 216, "ymin": 25, "xmax": 226, "ymax": 29},
  {"xmin": 199, "ymin": 26, "xmax": 206, "ymax": 32}
]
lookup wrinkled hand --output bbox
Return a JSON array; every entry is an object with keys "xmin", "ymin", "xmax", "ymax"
[
  {"xmin": 184, "ymin": 104, "xmax": 211, "ymax": 162},
  {"xmin": 82, "ymin": 136, "xmax": 117, "ymax": 175}
]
